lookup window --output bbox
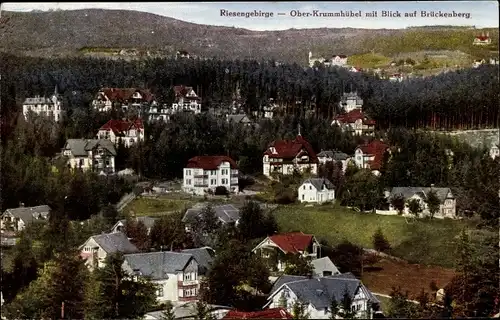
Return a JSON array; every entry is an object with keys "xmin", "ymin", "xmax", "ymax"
[
  {"xmin": 186, "ymin": 179, "xmax": 191, "ymax": 185},
  {"xmin": 309, "ymin": 186, "xmax": 312, "ymax": 190},
  {"xmin": 184, "ymin": 288, "xmax": 197, "ymax": 297},
  {"xmin": 106, "ymin": 160, "xmax": 110, "ymax": 166},
  {"xmin": 302, "ymin": 194, "xmax": 305, "ymax": 200},
  {"xmin": 79, "ymin": 159, "xmax": 84, "ymax": 166},
  {"xmin": 186, "ymin": 170, "xmax": 191, "ymax": 175},
  {"xmin": 184, "ymin": 273, "xmax": 192, "ymax": 281},
  {"xmin": 211, "ymin": 179, "xmax": 216, "ymax": 185},
  {"xmin": 303, "ymin": 185, "xmax": 306, "ymax": 190},
  {"xmin": 157, "ymin": 287, "xmax": 164, "ymax": 297}
]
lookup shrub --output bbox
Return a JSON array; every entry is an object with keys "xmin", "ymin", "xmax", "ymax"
[
  {"xmin": 372, "ymin": 228, "xmax": 392, "ymax": 253},
  {"xmin": 214, "ymin": 186, "xmax": 229, "ymax": 196}
]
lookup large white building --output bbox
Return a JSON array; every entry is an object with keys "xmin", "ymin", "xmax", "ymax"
[
  {"xmin": 308, "ymin": 52, "xmax": 348, "ymax": 68},
  {"xmin": 298, "ymin": 178, "xmax": 335, "ymax": 204},
  {"xmin": 22, "ymin": 87, "xmax": 63, "ymax": 122},
  {"xmin": 339, "ymin": 91, "xmax": 363, "ymax": 113},
  {"xmin": 182, "ymin": 156, "xmax": 239, "ymax": 196},
  {"xmin": 92, "ymin": 88, "xmax": 156, "ymax": 113},
  {"xmin": 62, "ymin": 139, "xmax": 117, "ymax": 174},
  {"xmin": 172, "ymin": 86, "xmax": 202, "ymax": 114},
  {"xmin": 263, "ymin": 134, "xmax": 319, "ymax": 178},
  {"xmin": 96, "ymin": 119, "xmax": 145, "ymax": 148}
]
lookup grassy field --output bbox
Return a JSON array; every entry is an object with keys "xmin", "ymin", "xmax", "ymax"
[
  {"xmin": 123, "ymin": 196, "xmax": 195, "ymax": 217},
  {"xmin": 347, "ymin": 53, "xmax": 392, "ymax": 68},
  {"xmin": 273, "ymin": 204, "xmax": 492, "ymax": 268}
]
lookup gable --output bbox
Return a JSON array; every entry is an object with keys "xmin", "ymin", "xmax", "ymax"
[{"xmin": 81, "ymin": 237, "xmax": 101, "ymax": 251}]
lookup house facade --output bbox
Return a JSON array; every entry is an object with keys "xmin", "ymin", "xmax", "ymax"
[
  {"xmin": 311, "ymin": 257, "xmax": 341, "ymax": 277},
  {"xmin": 263, "ymin": 134, "xmax": 319, "ymax": 178},
  {"xmin": 389, "ymin": 73, "xmax": 404, "ymax": 82},
  {"xmin": 490, "ymin": 144, "xmax": 499, "ymax": 160},
  {"xmin": 22, "ymin": 87, "xmax": 63, "ymax": 122},
  {"xmin": 298, "ymin": 178, "xmax": 335, "ymax": 204},
  {"xmin": 265, "ymin": 274, "xmax": 379, "ymax": 319},
  {"xmin": 97, "ymin": 119, "xmax": 145, "ymax": 148},
  {"xmin": 79, "ymin": 232, "xmax": 139, "ymax": 270},
  {"xmin": 354, "ymin": 140, "xmax": 390, "ymax": 176},
  {"xmin": 339, "ymin": 91, "xmax": 363, "ymax": 113},
  {"xmin": 388, "ymin": 187, "xmax": 457, "ymax": 219},
  {"xmin": 122, "ymin": 251, "xmax": 201, "ymax": 303},
  {"xmin": 1, "ymin": 205, "xmax": 51, "ymax": 232},
  {"xmin": 92, "ymin": 88, "xmax": 156, "ymax": 112},
  {"xmin": 473, "ymin": 32, "xmax": 492, "ymax": 45},
  {"xmin": 332, "ymin": 109, "xmax": 376, "ymax": 136},
  {"xmin": 316, "ymin": 150, "xmax": 351, "ymax": 172},
  {"xmin": 62, "ymin": 139, "xmax": 117, "ymax": 174},
  {"xmin": 182, "ymin": 156, "xmax": 239, "ymax": 196},
  {"xmin": 182, "ymin": 204, "xmax": 241, "ymax": 232},
  {"xmin": 172, "ymin": 86, "xmax": 202, "ymax": 114},
  {"xmin": 252, "ymin": 232, "xmax": 320, "ymax": 272},
  {"xmin": 308, "ymin": 52, "xmax": 348, "ymax": 68}
]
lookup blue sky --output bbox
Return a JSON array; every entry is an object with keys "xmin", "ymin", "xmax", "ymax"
[{"xmin": 1, "ymin": 1, "xmax": 498, "ymax": 30}]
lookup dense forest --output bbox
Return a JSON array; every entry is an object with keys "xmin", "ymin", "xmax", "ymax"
[{"xmin": 1, "ymin": 54, "xmax": 499, "ymax": 130}]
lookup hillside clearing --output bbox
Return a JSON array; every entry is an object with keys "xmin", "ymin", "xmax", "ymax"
[
  {"xmin": 273, "ymin": 204, "xmax": 491, "ymax": 268},
  {"xmin": 123, "ymin": 196, "xmax": 194, "ymax": 217}
]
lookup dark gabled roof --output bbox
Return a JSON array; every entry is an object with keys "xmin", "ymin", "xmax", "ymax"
[
  {"xmin": 317, "ymin": 150, "xmax": 350, "ymax": 161},
  {"xmin": 183, "ymin": 204, "xmax": 240, "ymax": 224},
  {"xmin": 89, "ymin": 232, "xmax": 139, "ymax": 255},
  {"xmin": 389, "ymin": 187, "xmax": 453, "ymax": 203},
  {"xmin": 227, "ymin": 114, "xmax": 252, "ymax": 124},
  {"xmin": 113, "ymin": 216, "xmax": 158, "ymax": 231},
  {"xmin": 181, "ymin": 247, "xmax": 215, "ymax": 275},
  {"xmin": 3, "ymin": 205, "xmax": 51, "ymax": 224},
  {"xmin": 64, "ymin": 139, "xmax": 117, "ymax": 157},
  {"xmin": 302, "ymin": 178, "xmax": 335, "ymax": 191},
  {"xmin": 123, "ymin": 251, "xmax": 194, "ymax": 280}
]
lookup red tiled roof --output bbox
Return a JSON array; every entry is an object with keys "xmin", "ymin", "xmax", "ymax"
[
  {"xmin": 99, "ymin": 88, "xmax": 155, "ymax": 103},
  {"xmin": 223, "ymin": 308, "xmax": 292, "ymax": 319},
  {"xmin": 475, "ymin": 35, "xmax": 490, "ymax": 41},
  {"xmin": 99, "ymin": 119, "xmax": 144, "ymax": 135},
  {"xmin": 186, "ymin": 156, "xmax": 238, "ymax": 170},
  {"xmin": 264, "ymin": 135, "xmax": 318, "ymax": 163},
  {"xmin": 334, "ymin": 109, "xmax": 375, "ymax": 125},
  {"xmin": 268, "ymin": 232, "xmax": 314, "ymax": 254},
  {"xmin": 356, "ymin": 139, "xmax": 389, "ymax": 170}
]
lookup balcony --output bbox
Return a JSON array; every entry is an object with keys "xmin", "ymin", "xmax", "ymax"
[
  {"xmin": 194, "ymin": 184, "xmax": 208, "ymax": 187},
  {"xmin": 178, "ymin": 280, "xmax": 199, "ymax": 287},
  {"xmin": 231, "ymin": 174, "xmax": 239, "ymax": 178},
  {"xmin": 194, "ymin": 174, "xmax": 208, "ymax": 178}
]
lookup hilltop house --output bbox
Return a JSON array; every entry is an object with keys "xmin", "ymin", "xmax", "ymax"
[
  {"xmin": 354, "ymin": 140, "xmax": 390, "ymax": 176},
  {"xmin": 182, "ymin": 204, "xmax": 240, "ymax": 232},
  {"xmin": 252, "ymin": 232, "xmax": 320, "ymax": 272},
  {"xmin": 172, "ymin": 86, "xmax": 202, "ymax": 114},
  {"xmin": 92, "ymin": 88, "xmax": 156, "ymax": 112},
  {"xmin": 97, "ymin": 119, "xmax": 145, "ymax": 148},
  {"xmin": 388, "ymin": 187, "xmax": 457, "ymax": 219},
  {"xmin": 79, "ymin": 232, "xmax": 139, "ymax": 270},
  {"xmin": 111, "ymin": 217, "xmax": 158, "ymax": 235},
  {"xmin": 339, "ymin": 91, "xmax": 363, "ymax": 113},
  {"xmin": 473, "ymin": 32, "xmax": 492, "ymax": 45},
  {"xmin": 22, "ymin": 86, "xmax": 63, "ymax": 122},
  {"xmin": 263, "ymin": 133, "xmax": 319, "ymax": 177},
  {"xmin": 332, "ymin": 109, "xmax": 376, "ymax": 136},
  {"xmin": 182, "ymin": 156, "xmax": 239, "ymax": 196},
  {"xmin": 122, "ymin": 251, "xmax": 202, "ymax": 303},
  {"xmin": 264, "ymin": 273, "xmax": 380, "ymax": 319},
  {"xmin": 1, "ymin": 205, "xmax": 51, "ymax": 232},
  {"xmin": 62, "ymin": 139, "xmax": 116, "ymax": 174},
  {"xmin": 317, "ymin": 150, "xmax": 351, "ymax": 172},
  {"xmin": 308, "ymin": 52, "xmax": 348, "ymax": 68},
  {"xmin": 298, "ymin": 178, "xmax": 335, "ymax": 204}
]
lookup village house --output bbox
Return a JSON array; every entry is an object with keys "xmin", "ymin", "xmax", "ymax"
[
  {"xmin": 182, "ymin": 156, "xmax": 239, "ymax": 196},
  {"xmin": 388, "ymin": 186, "xmax": 457, "ymax": 219},
  {"xmin": 92, "ymin": 88, "xmax": 156, "ymax": 113},
  {"xmin": 263, "ymin": 132, "xmax": 319, "ymax": 178},
  {"xmin": 96, "ymin": 119, "xmax": 145, "ymax": 148},
  {"xmin": 1, "ymin": 204, "xmax": 51, "ymax": 232},
  {"xmin": 122, "ymin": 251, "xmax": 202, "ymax": 303},
  {"xmin": 298, "ymin": 178, "xmax": 335, "ymax": 204},
  {"xmin": 317, "ymin": 150, "xmax": 352, "ymax": 172},
  {"xmin": 79, "ymin": 231, "xmax": 139, "ymax": 270},
  {"xmin": 145, "ymin": 302, "xmax": 232, "ymax": 320},
  {"xmin": 22, "ymin": 86, "xmax": 63, "ymax": 122},
  {"xmin": 111, "ymin": 216, "xmax": 158, "ymax": 235},
  {"xmin": 339, "ymin": 91, "xmax": 363, "ymax": 113},
  {"xmin": 226, "ymin": 113, "xmax": 253, "ymax": 126},
  {"xmin": 252, "ymin": 232, "xmax": 320, "ymax": 272},
  {"xmin": 176, "ymin": 50, "xmax": 190, "ymax": 59},
  {"xmin": 473, "ymin": 32, "xmax": 492, "ymax": 45},
  {"xmin": 489, "ymin": 143, "xmax": 499, "ymax": 160},
  {"xmin": 388, "ymin": 73, "xmax": 404, "ymax": 82},
  {"xmin": 353, "ymin": 140, "xmax": 390, "ymax": 176},
  {"xmin": 348, "ymin": 66, "xmax": 362, "ymax": 73},
  {"xmin": 308, "ymin": 52, "xmax": 348, "ymax": 68},
  {"xmin": 332, "ymin": 109, "xmax": 376, "ymax": 136},
  {"xmin": 182, "ymin": 203, "xmax": 241, "ymax": 232},
  {"xmin": 223, "ymin": 308, "xmax": 292, "ymax": 319},
  {"xmin": 490, "ymin": 58, "xmax": 499, "ymax": 65},
  {"xmin": 62, "ymin": 139, "xmax": 116, "ymax": 174},
  {"xmin": 172, "ymin": 85, "xmax": 202, "ymax": 114},
  {"xmin": 311, "ymin": 257, "xmax": 341, "ymax": 277},
  {"xmin": 179, "ymin": 247, "xmax": 215, "ymax": 277},
  {"xmin": 264, "ymin": 273, "xmax": 380, "ymax": 319},
  {"xmin": 148, "ymin": 105, "xmax": 173, "ymax": 122},
  {"xmin": 473, "ymin": 59, "xmax": 487, "ymax": 68}
]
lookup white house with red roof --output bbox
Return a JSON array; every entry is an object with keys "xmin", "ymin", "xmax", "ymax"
[
  {"xmin": 182, "ymin": 156, "xmax": 239, "ymax": 196},
  {"xmin": 354, "ymin": 140, "xmax": 390, "ymax": 176},
  {"xmin": 473, "ymin": 32, "xmax": 492, "ymax": 46},
  {"xmin": 263, "ymin": 133, "xmax": 319, "ymax": 178},
  {"xmin": 252, "ymin": 232, "xmax": 320, "ymax": 272},
  {"xmin": 92, "ymin": 88, "xmax": 156, "ymax": 112},
  {"xmin": 97, "ymin": 119, "xmax": 145, "ymax": 148},
  {"xmin": 389, "ymin": 73, "xmax": 404, "ymax": 82},
  {"xmin": 332, "ymin": 109, "xmax": 375, "ymax": 136},
  {"xmin": 172, "ymin": 85, "xmax": 201, "ymax": 114}
]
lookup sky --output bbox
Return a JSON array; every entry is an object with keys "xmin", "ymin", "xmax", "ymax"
[{"xmin": 1, "ymin": 1, "xmax": 498, "ymax": 31}]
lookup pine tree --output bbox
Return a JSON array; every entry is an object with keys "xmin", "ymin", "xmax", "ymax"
[{"xmin": 372, "ymin": 228, "xmax": 391, "ymax": 253}]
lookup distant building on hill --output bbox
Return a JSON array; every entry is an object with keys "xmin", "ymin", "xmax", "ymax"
[
  {"xmin": 473, "ymin": 32, "xmax": 492, "ymax": 45},
  {"xmin": 22, "ymin": 86, "xmax": 63, "ymax": 122}
]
